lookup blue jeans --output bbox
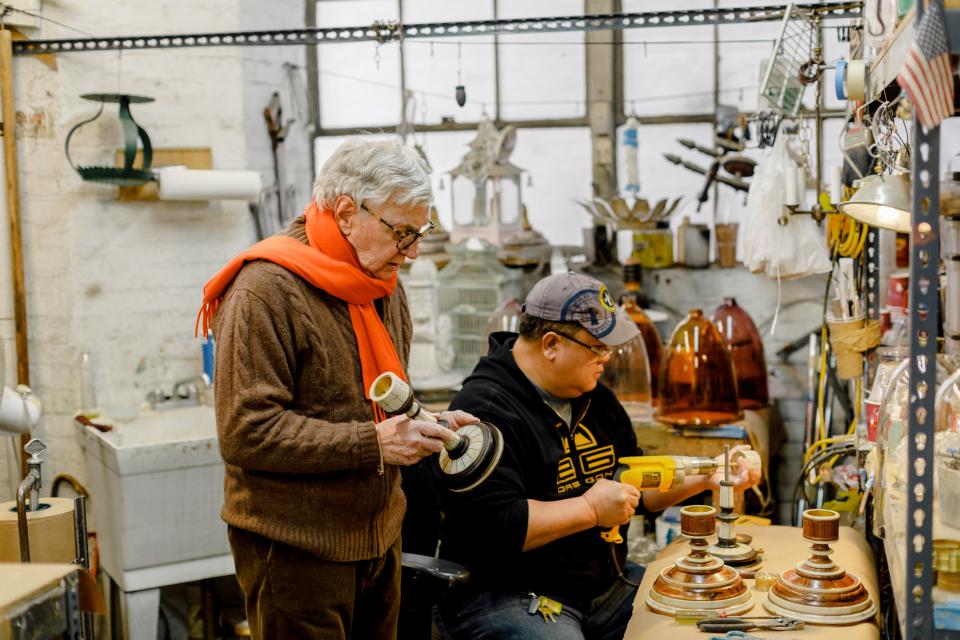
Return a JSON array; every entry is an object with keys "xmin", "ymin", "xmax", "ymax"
[{"xmin": 437, "ymin": 563, "xmax": 645, "ymax": 640}]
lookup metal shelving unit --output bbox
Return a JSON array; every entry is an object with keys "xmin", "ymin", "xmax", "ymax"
[{"xmin": 865, "ymin": 3, "xmax": 958, "ymax": 638}]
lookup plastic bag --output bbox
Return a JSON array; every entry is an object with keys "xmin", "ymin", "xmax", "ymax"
[{"xmin": 739, "ymin": 135, "xmax": 832, "ymax": 280}]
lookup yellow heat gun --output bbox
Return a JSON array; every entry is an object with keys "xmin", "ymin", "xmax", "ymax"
[{"xmin": 600, "ymin": 455, "xmax": 719, "ymax": 544}]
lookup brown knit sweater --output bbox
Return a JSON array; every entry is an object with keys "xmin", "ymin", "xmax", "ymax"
[{"xmin": 213, "ymin": 216, "xmax": 412, "ymax": 562}]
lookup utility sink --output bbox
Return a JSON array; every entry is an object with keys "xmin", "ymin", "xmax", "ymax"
[{"xmin": 75, "ymin": 405, "xmax": 231, "ymax": 586}]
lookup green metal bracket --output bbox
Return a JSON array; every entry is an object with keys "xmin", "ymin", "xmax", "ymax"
[{"xmin": 64, "ymin": 93, "xmax": 155, "ymax": 187}]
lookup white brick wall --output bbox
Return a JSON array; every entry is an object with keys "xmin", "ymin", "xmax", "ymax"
[{"xmin": 0, "ymin": 0, "xmax": 312, "ymax": 500}]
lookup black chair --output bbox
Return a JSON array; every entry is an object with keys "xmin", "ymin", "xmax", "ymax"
[{"xmin": 398, "ymin": 459, "xmax": 470, "ymax": 640}]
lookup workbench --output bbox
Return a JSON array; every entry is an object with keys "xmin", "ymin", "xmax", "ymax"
[
  {"xmin": 0, "ymin": 562, "xmax": 83, "ymax": 638},
  {"xmin": 624, "ymin": 524, "xmax": 880, "ymax": 640}
]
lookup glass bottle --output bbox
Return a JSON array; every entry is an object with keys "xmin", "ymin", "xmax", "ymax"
[
  {"xmin": 656, "ymin": 309, "xmax": 742, "ymax": 427},
  {"xmin": 711, "ymin": 298, "xmax": 769, "ymax": 409},
  {"xmin": 600, "ymin": 333, "xmax": 653, "ymax": 423}
]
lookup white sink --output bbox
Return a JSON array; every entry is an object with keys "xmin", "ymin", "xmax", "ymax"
[{"xmin": 75, "ymin": 404, "xmax": 231, "ymax": 588}]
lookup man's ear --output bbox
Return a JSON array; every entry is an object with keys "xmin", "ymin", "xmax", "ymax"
[
  {"xmin": 541, "ymin": 332, "xmax": 561, "ymax": 362},
  {"xmin": 332, "ymin": 195, "xmax": 359, "ymax": 235}
]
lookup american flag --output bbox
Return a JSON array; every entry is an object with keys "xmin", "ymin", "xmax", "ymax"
[{"xmin": 897, "ymin": 1, "xmax": 956, "ymax": 129}]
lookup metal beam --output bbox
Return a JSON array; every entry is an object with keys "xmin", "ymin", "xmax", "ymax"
[
  {"xmin": 586, "ymin": 0, "xmax": 619, "ymax": 200},
  {"xmin": 313, "ymin": 108, "xmax": 848, "ymax": 138},
  {"xmin": 304, "ymin": 0, "xmax": 320, "ymax": 178},
  {"xmin": 12, "ymin": 3, "xmax": 862, "ymax": 56}
]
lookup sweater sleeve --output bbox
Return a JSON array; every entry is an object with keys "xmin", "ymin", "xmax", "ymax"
[{"xmin": 214, "ymin": 285, "xmax": 381, "ymax": 475}]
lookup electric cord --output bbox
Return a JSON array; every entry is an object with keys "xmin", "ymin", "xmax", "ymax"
[
  {"xmin": 792, "ymin": 446, "xmax": 856, "ymax": 519},
  {"xmin": 609, "ymin": 543, "xmax": 641, "ymax": 589},
  {"xmin": 791, "ymin": 440, "xmax": 856, "ymax": 524}
]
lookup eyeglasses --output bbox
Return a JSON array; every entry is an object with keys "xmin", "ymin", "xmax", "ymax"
[
  {"xmin": 359, "ymin": 202, "xmax": 435, "ymax": 251},
  {"xmin": 552, "ymin": 331, "xmax": 614, "ymax": 359}
]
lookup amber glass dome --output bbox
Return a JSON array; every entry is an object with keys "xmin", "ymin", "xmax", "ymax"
[
  {"xmin": 656, "ymin": 308, "xmax": 742, "ymax": 426},
  {"xmin": 711, "ymin": 298, "xmax": 769, "ymax": 409},
  {"xmin": 621, "ymin": 295, "xmax": 663, "ymax": 401},
  {"xmin": 600, "ymin": 332, "xmax": 653, "ymax": 423},
  {"xmin": 480, "ymin": 298, "xmax": 522, "ymax": 356}
]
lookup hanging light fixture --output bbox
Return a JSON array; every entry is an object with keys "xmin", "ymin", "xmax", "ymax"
[{"xmin": 837, "ymin": 173, "xmax": 912, "ymax": 233}]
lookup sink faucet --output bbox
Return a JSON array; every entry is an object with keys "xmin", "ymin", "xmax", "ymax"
[
  {"xmin": 173, "ymin": 373, "xmax": 212, "ymax": 401},
  {"xmin": 17, "ymin": 438, "xmax": 45, "ymax": 561},
  {"xmin": 147, "ymin": 373, "xmax": 212, "ymax": 410}
]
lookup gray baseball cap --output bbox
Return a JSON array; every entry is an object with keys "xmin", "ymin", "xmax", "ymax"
[{"xmin": 522, "ymin": 272, "xmax": 640, "ymax": 346}]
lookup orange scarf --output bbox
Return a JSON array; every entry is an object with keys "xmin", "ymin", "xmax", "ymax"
[{"xmin": 196, "ymin": 202, "xmax": 407, "ymax": 409}]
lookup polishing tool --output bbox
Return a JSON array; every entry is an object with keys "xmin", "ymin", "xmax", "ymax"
[
  {"xmin": 369, "ymin": 371, "xmax": 504, "ymax": 492},
  {"xmin": 601, "ymin": 450, "xmax": 761, "ymax": 544}
]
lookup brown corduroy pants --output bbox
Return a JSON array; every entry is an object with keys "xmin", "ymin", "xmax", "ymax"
[{"xmin": 228, "ymin": 526, "xmax": 402, "ymax": 640}]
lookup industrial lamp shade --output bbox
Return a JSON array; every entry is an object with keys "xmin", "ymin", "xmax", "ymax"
[{"xmin": 837, "ymin": 173, "xmax": 912, "ymax": 233}]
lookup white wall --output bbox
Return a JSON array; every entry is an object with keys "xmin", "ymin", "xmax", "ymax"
[{"xmin": 1, "ymin": 0, "xmax": 311, "ymax": 498}]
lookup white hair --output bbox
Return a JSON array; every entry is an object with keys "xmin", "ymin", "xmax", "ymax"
[{"xmin": 312, "ymin": 137, "xmax": 433, "ymax": 211}]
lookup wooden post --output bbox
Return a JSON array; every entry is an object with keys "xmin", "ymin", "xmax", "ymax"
[{"xmin": 0, "ymin": 29, "xmax": 32, "ymax": 476}]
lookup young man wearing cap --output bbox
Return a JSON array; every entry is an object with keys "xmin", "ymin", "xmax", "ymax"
[{"xmin": 435, "ymin": 272, "xmax": 759, "ymax": 640}]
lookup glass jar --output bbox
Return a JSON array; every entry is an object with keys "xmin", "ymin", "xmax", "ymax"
[
  {"xmin": 873, "ymin": 356, "xmax": 954, "ymax": 538},
  {"xmin": 935, "ymin": 368, "xmax": 960, "ymax": 530},
  {"xmin": 656, "ymin": 309, "xmax": 742, "ymax": 427},
  {"xmin": 711, "ymin": 298, "xmax": 769, "ymax": 409},
  {"xmin": 865, "ymin": 346, "xmax": 909, "ymax": 443}
]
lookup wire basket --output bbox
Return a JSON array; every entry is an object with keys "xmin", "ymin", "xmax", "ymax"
[{"xmin": 759, "ymin": 3, "xmax": 816, "ymax": 117}]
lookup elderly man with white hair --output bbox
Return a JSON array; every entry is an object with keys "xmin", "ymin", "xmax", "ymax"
[{"xmin": 198, "ymin": 138, "xmax": 479, "ymax": 639}]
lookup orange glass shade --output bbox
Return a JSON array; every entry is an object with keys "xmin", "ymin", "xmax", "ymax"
[
  {"xmin": 600, "ymin": 333, "xmax": 653, "ymax": 423},
  {"xmin": 656, "ymin": 308, "xmax": 742, "ymax": 427},
  {"xmin": 711, "ymin": 298, "xmax": 769, "ymax": 409},
  {"xmin": 622, "ymin": 295, "xmax": 663, "ymax": 400}
]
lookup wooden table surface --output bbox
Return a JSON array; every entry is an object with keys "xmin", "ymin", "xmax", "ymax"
[{"xmin": 624, "ymin": 524, "xmax": 880, "ymax": 640}]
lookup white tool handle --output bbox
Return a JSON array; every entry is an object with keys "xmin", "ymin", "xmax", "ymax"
[{"xmin": 369, "ymin": 372, "xmax": 438, "ymax": 422}]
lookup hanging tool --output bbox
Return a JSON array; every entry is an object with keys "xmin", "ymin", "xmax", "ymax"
[
  {"xmin": 263, "ymin": 91, "xmax": 289, "ymax": 235},
  {"xmin": 663, "ymin": 154, "xmax": 750, "ymax": 193},
  {"xmin": 698, "ymin": 616, "xmax": 805, "ymax": 632},
  {"xmin": 370, "ymin": 372, "xmax": 503, "ymax": 492}
]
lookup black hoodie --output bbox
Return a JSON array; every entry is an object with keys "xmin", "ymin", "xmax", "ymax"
[{"xmin": 441, "ymin": 332, "xmax": 652, "ymax": 607}]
